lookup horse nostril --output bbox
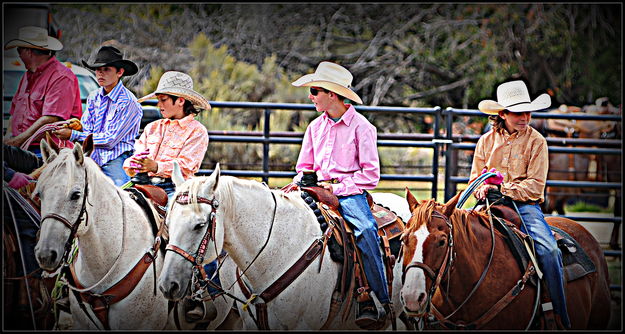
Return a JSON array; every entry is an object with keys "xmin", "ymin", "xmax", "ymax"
[
  {"xmin": 417, "ymin": 292, "xmax": 426, "ymax": 305},
  {"xmin": 169, "ymin": 281, "xmax": 179, "ymax": 295},
  {"xmin": 49, "ymin": 250, "xmax": 58, "ymax": 264}
]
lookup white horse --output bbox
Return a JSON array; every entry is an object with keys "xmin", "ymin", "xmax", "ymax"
[
  {"xmin": 32, "ymin": 138, "xmax": 231, "ymax": 330},
  {"xmin": 158, "ymin": 162, "xmax": 411, "ymax": 330}
]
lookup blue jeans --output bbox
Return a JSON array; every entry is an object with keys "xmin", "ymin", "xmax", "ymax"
[
  {"xmin": 338, "ymin": 193, "xmax": 390, "ymax": 304},
  {"xmin": 516, "ymin": 202, "xmax": 570, "ymax": 328},
  {"xmin": 101, "ymin": 151, "xmax": 132, "ymax": 187}
]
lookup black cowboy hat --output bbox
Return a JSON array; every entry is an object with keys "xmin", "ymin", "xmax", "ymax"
[{"xmin": 82, "ymin": 46, "xmax": 138, "ymax": 76}]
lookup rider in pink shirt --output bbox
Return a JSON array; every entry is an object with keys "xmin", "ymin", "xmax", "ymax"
[
  {"xmin": 295, "ymin": 104, "xmax": 380, "ymax": 196},
  {"xmin": 288, "ymin": 61, "xmax": 388, "ymax": 330}
]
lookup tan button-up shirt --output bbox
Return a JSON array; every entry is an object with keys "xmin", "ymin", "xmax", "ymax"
[{"xmin": 469, "ymin": 125, "xmax": 549, "ymax": 203}]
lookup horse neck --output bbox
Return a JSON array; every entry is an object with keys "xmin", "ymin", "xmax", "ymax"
[
  {"xmin": 445, "ymin": 210, "xmax": 497, "ymax": 295},
  {"xmin": 220, "ymin": 181, "xmax": 320, "ymax": 288},
  {"xmin": 74, "ymin": 162, "xmax": 154, "ymax": 286}
]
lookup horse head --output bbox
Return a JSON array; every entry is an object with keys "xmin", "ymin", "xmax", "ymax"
[
  {"xmin": 34, "ymin": 135, "xmax": 94, "ymax": 271},
  {"xmin": 159, "ymin": 162, "xmax": 224, "ymax": 300},
  {"xmin": 399, "ymin": 189, "xmax": 459, "ymax": 317}
]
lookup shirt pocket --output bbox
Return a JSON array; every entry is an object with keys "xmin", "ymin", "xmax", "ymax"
[
  {"xmin": 334, "ymin": 142, "xmax": 357, "ymax": 170},
  {"xmin": 29, "ymin": 91, "xmax": 45, "ymax": 114},
  {"xmin": 146, "ymin": 134, "xmax": 161, "ymax": 147},
  {"xmin": 163, "ymin": 140, "xmax": 184, "ymax": 159}
]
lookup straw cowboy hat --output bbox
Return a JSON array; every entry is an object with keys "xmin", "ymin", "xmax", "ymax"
[
  {"xmin": 4, "ymin": 26, "xmax": 63, "ymax": 51},
  {"xmin": 292, "ymin": 61, "xmax": 363, "ymax": 104},
  {"xmin": 478, "ymin": 80, "xmax": 551, "ymax": 115},
  {"xmin": 138, "ymin": 71, "xmax": 211, "ymax": 111},
  {"xmin": 82, "ymin": 46, "xmax": 138, "ymax": 76}
]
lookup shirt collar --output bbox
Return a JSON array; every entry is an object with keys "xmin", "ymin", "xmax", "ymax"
[
  {"xmin": 322, "ymin": 104, "xmax": 356, "ymax": 126},
  {"xmin": 98, "ymin": 80, "xmax": 124, "ymax": 102},
  {"xmin": 33, "ymin": 56, "xmax": 57, "ymax": 74},
  {"xmin": 164, "ymin": 113, "xmax": 195, "ymax": 127}
]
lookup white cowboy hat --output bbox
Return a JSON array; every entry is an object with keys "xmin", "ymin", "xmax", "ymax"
[
  {"xmin": 138, "ymin": 71, "xmax": 211, "ymax": 111},
  {"xmin": 291, "ymin": 61, "xmax": 363, "ymax": 104},
  {"xmin": 478, "ymin": 80, "xmax": 551, "ymax": 115},
  {"xmin": 4, "ymin": 26, "xmax": 63, "ymax": 51}
]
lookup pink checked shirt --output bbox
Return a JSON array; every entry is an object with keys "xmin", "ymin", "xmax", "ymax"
[
  {"xmin": 123, "ymin": 114, "xmax": 208, "ymax": 180},
  {"xmin": 294, "ymin": 105, "xmax": 380, "ymax": 196}
]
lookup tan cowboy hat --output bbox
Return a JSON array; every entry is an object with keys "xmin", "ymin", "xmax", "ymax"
[
  {"xmin": 4, "ymin": 26, "xmax": 63, "ymax": 51},
  {"xmin": 291, "ymin": 61, "xmax": 363, "ymax": 104},
  {"xmin": 138, "ymin": 71, "xmax": 211, "ymax": 111},
  {"xmin": 478, "ymin": 80, "xmax": 551, "ymax": 115}
]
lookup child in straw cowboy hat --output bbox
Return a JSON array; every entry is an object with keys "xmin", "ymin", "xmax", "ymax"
[
  {"xmin": 284, "ymin": 61, "xmax": 390, "ymax": 330},
  {"xmin": 125, "ymin": 70, "xmax": 211, "ymax": 323},
  {"xmin": 471, "ymin": 79, "xmax": 570, "ymax": 329},
  {"xmin": 123, "ymin": 71, "xmax": 209, "ymax": 199}
]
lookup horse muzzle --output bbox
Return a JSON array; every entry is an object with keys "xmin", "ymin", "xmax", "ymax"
[{"xmin": 34, "ymin": 242, "xmax": 64, "ymax": 271}]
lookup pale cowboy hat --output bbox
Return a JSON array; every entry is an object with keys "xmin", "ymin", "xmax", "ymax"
[
  {"xmin": 291, "ymin": 61, "xmax": 363, "ymax": 104},
  {"xmin": 478, "ymin": 80, "xmax": 551, "ymax": 115},
  {"xmin": 138, "ymin": 71, "xmax": 211, "ymax": 111},
  {"xmin": 4, "ymin": 26, "xmax": 63, "ymax": 51},
  {"xmin": 82, "ymin": 46, "xmax": 138, "ymax": 76}
]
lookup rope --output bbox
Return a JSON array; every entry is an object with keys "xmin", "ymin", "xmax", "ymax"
[{"xmin": 456, "ymin": 172, "xmax": 497, "ymax": 209}]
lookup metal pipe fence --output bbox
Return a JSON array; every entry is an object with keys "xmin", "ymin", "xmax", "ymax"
[{"xmin": 143, "ymin": 100, "xmax": 622, "ymax": 264}]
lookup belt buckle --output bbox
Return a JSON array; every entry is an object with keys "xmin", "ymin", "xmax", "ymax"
[{"xmin": 151, "ymin": 177, "xmax": 165, "ymax": 184}]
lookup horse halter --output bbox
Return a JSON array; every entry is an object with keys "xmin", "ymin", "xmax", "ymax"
[
  {"xmin": 40, "ymin": 168, "xmax": 90, "ymax": 266},
  {"xmin": 165, "ymin": 191, "xmax": 219, "ymax": 280},
  {"xmin": 401, "ymin": 210, "xmax": 454, "ymax": 316}
]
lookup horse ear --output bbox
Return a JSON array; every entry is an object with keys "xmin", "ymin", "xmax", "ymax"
[
  {"xmin": 172, "ymin": 160, "xmax": 185, "ymax": 187},
  {"xmin": 82, "ymin": 134, "xmax": 94, "ymax": 157},
  {"xmin": 40, "ymin": 137, "xmax": 58, "ymax": 163},
  {"xmin": 208, "ymin": 163, "xmax": 221, "ymax": 192},
  {"xmin": 73, "ymin": 142, "xmax": 85, "ymax": 165},
  {"xmin": 44, "ymin": 132, "xmax": 60, "ymax": 153},
  {"xmin": 406, "ymin": 187, "xmax": 419, "ymax": 213},
  {"xmin": 442, "ymin": 192, "xmax": 462, "ymax": 217}
]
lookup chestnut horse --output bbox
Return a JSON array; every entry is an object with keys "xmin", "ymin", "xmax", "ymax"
[{"xmin": 399, "ymin": 190, "xmax": 611, "ymax": 330}]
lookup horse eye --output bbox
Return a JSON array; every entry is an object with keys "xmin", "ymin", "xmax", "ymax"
[
  {"xmin": 70, "ymin": 191, "xmax": 81, "ymax": 200},
  {"xmin": 194, "ymin": 222, "xmax": 206, "ymax": 231}
]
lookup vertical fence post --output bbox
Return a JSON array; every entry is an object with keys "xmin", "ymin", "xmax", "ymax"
[
  {"xmin": 444, "ymin": 107, "xmax": 456, "ymax": 201},
  {"xmin": 431, "ymin": 106, "xmax": 443, "ymax": 201},
  {"xmin": 263, "ymin": 108, "xmax": 271, "ymax": 183}
]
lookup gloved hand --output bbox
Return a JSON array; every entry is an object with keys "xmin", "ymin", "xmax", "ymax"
[
  {"xmin": 481, "ymin": 167, "xmax": 504, "ymax": 185},
  {"xmin": 8, "ymin": 172, "xmax": 32, "ymax": 189},
  {"xmin": 129, "ymin": 150, "xmax": 150, "ymax": 170}
]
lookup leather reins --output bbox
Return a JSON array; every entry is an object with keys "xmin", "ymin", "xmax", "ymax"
[{"xmin": 401, "ymin": 204, "xmax": 537, "ymax": 329}]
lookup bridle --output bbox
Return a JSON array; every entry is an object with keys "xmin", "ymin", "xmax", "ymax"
[
  {"xmin": 401, "ymin": 202, "xmax": 533, "ymax": 330},
  {"xmin": 401, "ymin": 210, "xmax": 454, "ymax": 318},
  {"xmin": 165, "ymin": 191, "xmax": 220, "ymax": 283},
  {"xmin": 40, "ymin": 168, "xmax": 90, "ymax": 266}
]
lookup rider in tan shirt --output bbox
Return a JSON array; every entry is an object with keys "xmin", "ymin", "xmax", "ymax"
[{"xmin": 470, "ymin": 80, "xmax": 570, "ymax": 329}]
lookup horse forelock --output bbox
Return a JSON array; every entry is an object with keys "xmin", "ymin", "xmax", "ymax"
[{"xmin": 406, "ymin": 199, "xmax": 437, "ymax": 234}]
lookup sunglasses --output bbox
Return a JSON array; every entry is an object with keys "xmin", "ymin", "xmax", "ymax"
[{"xmin": 309, "ymin": 87, "xmax": 329, "ymax": 96}]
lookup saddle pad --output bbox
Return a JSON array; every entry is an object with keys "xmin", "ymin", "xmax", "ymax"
[
  {"xmin": 495, "ymin": 218, "xmax": 596, "ymax": 284},
  {"xmin": 550, "ymin": 226, "xmax": 597, "ymax": 282}
]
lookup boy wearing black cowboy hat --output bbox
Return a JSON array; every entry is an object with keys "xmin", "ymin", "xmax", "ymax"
[{"xmin": 54, "ymin": 45, "xmax": 142, "ymax": 187}]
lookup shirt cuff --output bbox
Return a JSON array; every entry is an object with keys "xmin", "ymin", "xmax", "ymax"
[{"xmin": 69, "ymin": 130, "xmax": 82, "ymax": 141}]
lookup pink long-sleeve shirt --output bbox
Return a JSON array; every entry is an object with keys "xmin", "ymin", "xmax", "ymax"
[{"xmin": 294, "ymin": 105, "xmax": 380, "ymax": 196}]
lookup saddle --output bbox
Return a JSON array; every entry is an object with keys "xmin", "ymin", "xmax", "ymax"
[
  {"xmin": 125, "ymin": 184, "xmax": 169, "ymax": 243},
  {"xmin": 300, "ymin": 186, "xmax": 405, "ymax": 328},
  {"xmin": 486, "ymin": 203, "xmax": 596, "ymax": 285}
]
